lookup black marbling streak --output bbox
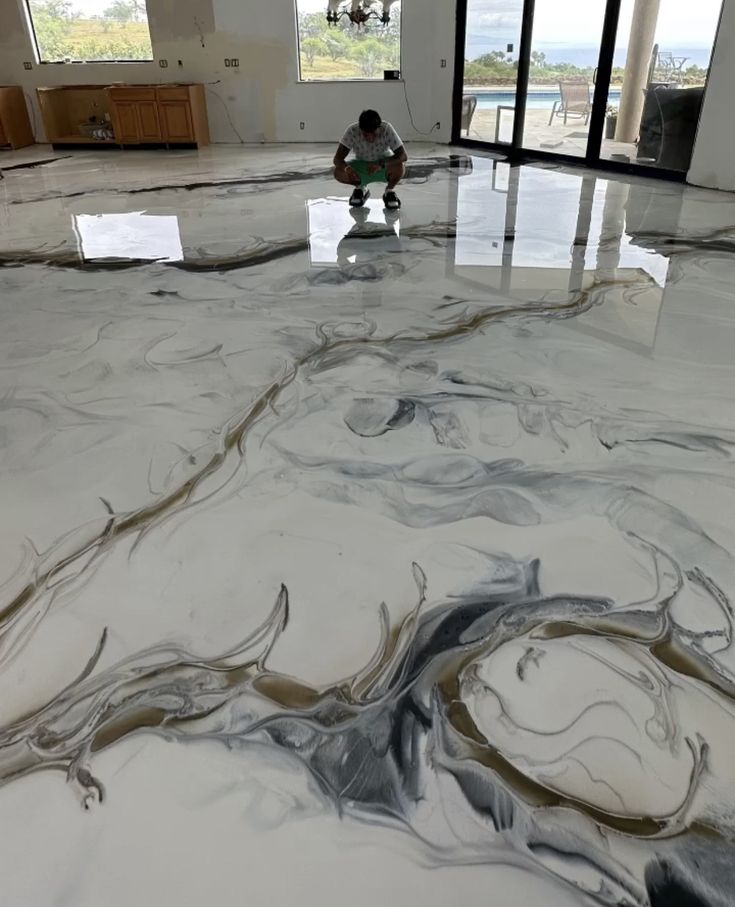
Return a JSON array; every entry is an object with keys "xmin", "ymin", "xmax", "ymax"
[
  {"xmin": 2, "ymin": 552, "xmax": 732, "ymax": 905},
  {"xmin": 7, "ymin": 157, "xmax": 469, "ymax": 206}
]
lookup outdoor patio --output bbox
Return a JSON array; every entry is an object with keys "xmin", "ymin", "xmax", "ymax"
[{"xmin": 466, "ymin": 106, "xmax": 638, "ymax": 162}]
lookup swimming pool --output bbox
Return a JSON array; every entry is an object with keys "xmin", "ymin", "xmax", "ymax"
[{"xmin": 472, "ymin": 89, "xmax": 622, "ymax": 110}]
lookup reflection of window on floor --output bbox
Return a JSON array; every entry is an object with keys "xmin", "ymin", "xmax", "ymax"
[
  {"xmin": 25, "ymin": 0, "xmax": 153, "ymax": 63},
  {"xmin": 296, "ymin": 0, "xmax": 401, "ymax": 82},
  {"xmin": 307, "ymin": 198, "xmax": 400, "ymax": 265},
  {"xmin": 74, "ymin": 213, "xmax": 183, "ymax": 262}
]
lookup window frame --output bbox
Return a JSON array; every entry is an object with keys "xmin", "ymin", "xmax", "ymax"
[
  {"xmin": 295, "ymin": 0, "xmax": 403, "ymax": 84},
  {"xmin": 22, "ymin": 0, "xmax": 155, "ymax": 65}
]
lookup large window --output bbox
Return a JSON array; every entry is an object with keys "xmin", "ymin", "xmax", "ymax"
[
  {"xmin": 25, "ymin": 0, "xmax": 153, "ymax": 63},
  {"xmin": 296, "ymin": 0, "xmax": 401, "ymax": 82}
]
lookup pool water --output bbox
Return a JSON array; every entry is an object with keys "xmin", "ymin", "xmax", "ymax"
[{"xmin": 473, "ymin": 89, "xmax": 622, "ymax": 110}]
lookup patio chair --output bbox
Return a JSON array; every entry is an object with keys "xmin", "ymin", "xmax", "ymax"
[
  {"xmin": 653, "ymin": 50, "xmax": 688, "ymax": 86},
  {"xmin": 461, "ymin": 94, "xmax": 478, "ymax": 136},
  {"xmin": 548, "ymin": 79, "xmax": 592, "ymax": 126}
]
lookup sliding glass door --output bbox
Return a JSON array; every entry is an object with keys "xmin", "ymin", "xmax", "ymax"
[
  {"xmin": 521, "ymin": 0, "xmax": 608, "ymax": 158},
  {"xmin": 598, "ymin": 0, "xmax": 722, "ymax": 170},
  {"xmin": 459, "ymin": 0, "xmax": 524, "ymax": 145},
  {"xmin": 455, "ymin": 0, "xmax": 723, "ymax": 177}
]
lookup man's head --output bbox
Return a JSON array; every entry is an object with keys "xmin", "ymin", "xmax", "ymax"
[{"xmin": 358, "ymin": 109, "xmax": 382, "ymax": 143}]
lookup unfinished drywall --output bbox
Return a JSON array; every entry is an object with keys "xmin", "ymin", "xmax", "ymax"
[
  {"xmin": 0, "ymin": 0, "xmax": 455, "ymax": 145},
  {"xmin": 689, "ymin": 0, "xmax": 735, "ymax": 189}
]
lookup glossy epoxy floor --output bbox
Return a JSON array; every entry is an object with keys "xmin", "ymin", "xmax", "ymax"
[{"xmin": 1, "ymin": 144, "xmax": 735, "ymax": 906}]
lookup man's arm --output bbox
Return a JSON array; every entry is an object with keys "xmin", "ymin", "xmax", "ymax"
[
  {"xmin": 333, "ymin": 143, "xmax": 350, "ymax": 167},
  {"xmin": 334, "ymin": 142, "xmax": 358, "ymax": 181},
  {"xmin": 383, "ymin": 124, "xmax": 407, "ymax": 164}
]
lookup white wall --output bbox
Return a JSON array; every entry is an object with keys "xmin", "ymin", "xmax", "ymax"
[
  {"xmin": 689, "ymin": 0, "xmax": 735, "ymax": 189},
  {"xmin": 0, "ymin": 0, "xmax": 456, "ymax": 145}
]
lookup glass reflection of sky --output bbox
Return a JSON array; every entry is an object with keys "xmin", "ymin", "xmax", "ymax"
[
  {"xmin": 452, "ymin": 156, "xmax": 675, "ymax": 354},
  {"xmin": 74, "ymin": 212, "xmax": 184, "ymax": 262},
  {"xmin": 307, "ymin": 198, "xmax": 400, "ymax": 266},
  {"xmin": 455, "ymin": 158, "xmax": 670, "ymax": 286}
]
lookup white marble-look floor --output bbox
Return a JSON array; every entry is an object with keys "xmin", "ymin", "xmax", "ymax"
[{"xmin": 1, "ymin": 143, "xmax": 735, "ymax": 906}]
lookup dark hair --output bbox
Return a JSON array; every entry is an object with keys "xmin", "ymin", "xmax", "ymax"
[{"xmin": 359, "ymin": 109, "xmax": 382, "ymax": 133}]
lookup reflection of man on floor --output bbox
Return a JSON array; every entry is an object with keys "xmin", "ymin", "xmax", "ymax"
[
  {"xmin": 336, "ymin": 207, "xmax": 402, "ymax": 269},
  {"xmin": 333, "ymin": 109, "xmax": 407, "ymax": 211}
]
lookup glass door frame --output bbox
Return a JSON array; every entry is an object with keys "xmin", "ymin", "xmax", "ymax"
[{"xmin": 452, "ymin": 0, "xmax": 691, "ymax": 182}]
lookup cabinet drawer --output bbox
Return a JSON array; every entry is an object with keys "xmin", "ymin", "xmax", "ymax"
[
  {"xmin": 109, "ymin": 87, "xmax": 156, "ymax": 102},
  {"xmin": 157, "ymin": 86, "xmax": 190, "ymax": 101}
]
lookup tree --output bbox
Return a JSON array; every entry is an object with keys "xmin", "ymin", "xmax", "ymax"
[
  {"xmin": 683, "ymin": 63, "xmax": 707, "ymax": 85},
  {"xmin": 531, "ymin": 50, "xmax": 546, "ymax": 67},
  {"xmin": 297, "ymin": 4, "xmax": 401, "ymax": 80},
  {"xmin": 325, "ymin": 32, "xmax": 350, "ymax": 62},
  {"xmin": 104, "ymin": 1, "xmax": 136, "ymax": 21},
  {"xmin": 30, "ymin": 0, "xmax": 76, "ymax": 20},
  {"xmin": 475, "ymin": 51, "xmax": 507, "ymax": 66},
  {"xmin": 351, "ymin": 37, "xmax": 388, "ymax": 78},
  {"xmin": 28, "ymin": 0, "xmax": 152, "ymax": 62},
  {"xmin": 301, "ymin": 37, "xmax": 322, "ymax": 66},
  {"xmin": 28, "ymin": 0, "xmax": 77, "ymax": 60},
  {"xmin": 103, "ymin": 0, "xmax": 147, "ymax": 21},
  {"xmin": 299, "ymin": 11, "xmax": 329, "ymax": 39}
]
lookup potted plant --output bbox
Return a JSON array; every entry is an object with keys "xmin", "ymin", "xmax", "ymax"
[{"xmin": 605, "ymin": 105, "xmax": 618, "ymax": 140}]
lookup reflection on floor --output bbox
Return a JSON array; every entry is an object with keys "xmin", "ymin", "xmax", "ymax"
[{"xmin": 2, "ymin": 144, "xmax": 735, "ymax": 907}]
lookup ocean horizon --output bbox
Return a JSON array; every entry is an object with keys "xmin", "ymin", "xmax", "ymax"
[{"xmin": 465, "ymin": 41, "xmax": 714, "ymax": 69}]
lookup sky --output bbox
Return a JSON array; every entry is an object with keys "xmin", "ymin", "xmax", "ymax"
[{"xmin": 467, "ymin": 0, "xmax": 722, "ymax": 49}]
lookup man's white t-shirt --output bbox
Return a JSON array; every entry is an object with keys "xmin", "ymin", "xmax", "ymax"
[{"xmin": 340, "ymin": 122, "xmax": 403, "ymax": 161}]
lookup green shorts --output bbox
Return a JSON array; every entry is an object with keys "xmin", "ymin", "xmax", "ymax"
[{"xmin": 351, "ymin": 159, "xmax": 388, "ymax": 186}]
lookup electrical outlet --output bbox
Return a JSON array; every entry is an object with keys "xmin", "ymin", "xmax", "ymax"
[
  {"xmin": 300, "ymin": 121, "xmax": 305, "ymax": 130},
  {"xmin": 440, "ymin": 58, "xmax": 447, "ymax": 68},
  {"xmin": 177, "ymin": 59, "xmax": 183, "ymax": 67},
  {"xmin": 159, "ymin": 59, "xmax": 168, "ymax": 67},
  {"xmin": 224, "ymin": 58, "xmax": 231, "ymax": 67},
  {"xmin": 231, "ymin": 58, "xmax": 239, "ymax": 68},
  {"xmin": 23, "ymin": 61, "xmax": 33, "ymax": 70},
  {"xmin": 435, "ymin": 121, "xmax": 441, "ymax": 130}
]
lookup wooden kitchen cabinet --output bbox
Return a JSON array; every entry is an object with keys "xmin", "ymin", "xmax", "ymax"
[
  {"xmin": 38, "ymin": 83, "xmax": 209, "ymax": 149},
  {"xmin": 156, "ymin": 85, "xmax": 209, "ymax": 144},
  {"xmin": 108, "ymin": 84, "xmax": 206, "ymax": 146},
  {"xmin": 108, "ymin": 87, "xmax": 163, "ymax": 144},
  {"xmin": 108, "ymin": 99, "xmax": 161, "ymax": 143},
  {"xmin": 0, "ymin": 86, "xmax": 35, "ymax": 150},
  {"xmin": 37, "ymin": 86, "xmax": 115, "ymax": 145},
  {"xmin": 137, "ymin": 101, "xmax": 162, "ymax": 141},
  {"xmin": 158, "ymin": 101, "xmax": 194, "ymax": 142},
  {"xmin": 111, "ymin": 100, "xmax": 141, "ymax": 142}
]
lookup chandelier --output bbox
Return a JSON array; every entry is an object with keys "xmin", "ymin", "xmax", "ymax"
[{"xmin": 326, "ymin": 0, "xmax": 396, "ymax": 28}]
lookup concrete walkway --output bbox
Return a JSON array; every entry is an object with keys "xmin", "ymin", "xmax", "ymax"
[{"xmin": 464, "ymin": 107, "xmax": 638, "ymax": 162}]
